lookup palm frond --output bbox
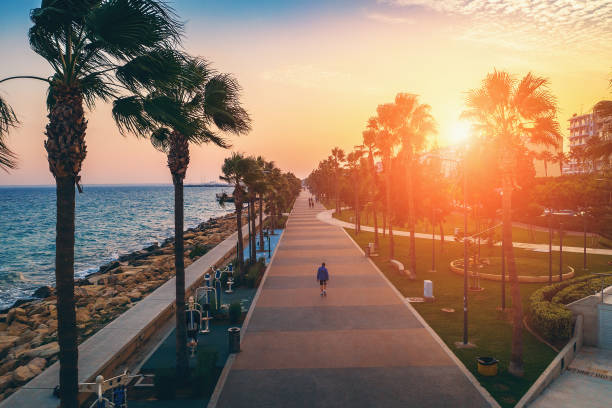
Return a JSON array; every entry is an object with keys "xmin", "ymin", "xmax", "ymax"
[
  {"xmin": 85, "ymin": 0, "xmax": 183, "ymax": 61},
  {"xmin": 0, "ymin": 96, "xmax": 19, "ymax": 170},
  {"xmin": 116, "ymin": 49, "xmax": 185, "ymax": 93},
  {"xmin": 203, "ymin": 74, "xmax": 251, "ymax": 134},
  {"xmin": 150, "ymin": 127, "xmax": 172, "ymax": 152},
  {"xmin": 112, "ymin": 95, "xmax": 151, "ymax": 136},
  {"xmin": 192, "ymin": 126, "xmax": 231, "ymax": 149}
]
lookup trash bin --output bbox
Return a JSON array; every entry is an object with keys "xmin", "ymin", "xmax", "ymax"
[
  {"xmin": 477, "ymin": 357, "xmax": 498, "ymax": 376},
  {"xmin": 228, "ymin": 327, "xmax": 241, "ymax": 353}
]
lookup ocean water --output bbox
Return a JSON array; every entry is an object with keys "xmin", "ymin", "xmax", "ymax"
[{"xmin": 0, "ymin": 185, "xmax": 234, "ymax": 309}]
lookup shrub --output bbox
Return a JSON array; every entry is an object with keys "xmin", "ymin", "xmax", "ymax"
[
  {"xmin": 154, "ymin": 368, "xmax": 177, "ymax": 400},
  {"xmin": 191, "ymin": 348, "xmax": 218, "ymax": 397},
  {"xmin": 189, "ymin": 244, "xmax": 211, "ymax": 259},
  {"xmin": 245, "ymin": 259, "xmax": 266, "ymax": 288},
  {"xmin": 229, "ymin": 302, "xmax": 242, "ymax": 324},
  {"xmin": 527, "ymin": 274, "xmax": 611, "ymax": 343}
]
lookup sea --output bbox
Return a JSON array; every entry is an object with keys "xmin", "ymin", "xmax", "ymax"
[{"xmin": 0, "ymin": 185, "xmax": 234, "ymax": 310}]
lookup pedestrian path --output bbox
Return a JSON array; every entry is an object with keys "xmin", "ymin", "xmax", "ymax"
[
  {"xmin": 211, "ymin": 193, "xmax": 497, "ymax": 408},
  {"xmin": 529, "ymin": 347, "xmax": 612, "ymax": 408},
  {"xmin": 317, "ymin": 209, "xmax": 612, "ymax": 256}
]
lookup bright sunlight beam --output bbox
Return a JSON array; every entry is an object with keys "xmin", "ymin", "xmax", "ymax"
[{"xmin": 450, "ymin": 122, "xmax": 471, "ymax": 145}]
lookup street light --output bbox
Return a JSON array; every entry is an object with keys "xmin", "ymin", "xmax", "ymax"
[{"xmin": 577, "ymin": 210, "xmax": 587, "ymax": 271}]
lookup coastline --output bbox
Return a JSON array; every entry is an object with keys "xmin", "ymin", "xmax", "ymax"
[{"xmin": 0, "ymin": 211, "xmax": 242, "ymax": 402}]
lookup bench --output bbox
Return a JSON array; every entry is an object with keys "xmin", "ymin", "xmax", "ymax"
[{"xmin": 390, "ymin": 259, "xmax": 415, "ymax": 280}]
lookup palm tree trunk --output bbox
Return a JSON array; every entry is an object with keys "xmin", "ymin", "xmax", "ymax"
[
  {"xmin": 250, "ymin": 199, "xmax": 256, "ymax": 262},
  {"xmin": 235, "ymin": 202, "xmax": 244, "ymax": 272},
  {"xmin": 167, "ymin": 131, "xmax": 189, "ymax": 378},
  {"xmin": 407, "ymin": 161, "xmax": 416, "ymax": 274},
  {"xmin": 373, "ymin": 202, "xmax": 379, "ymax": 248},
  {"xmin": 258, "ymin": 196, "xmax": 264, "ymax": 247},
  {"xmin": 55, "ymin": 176, "xmax": 78, "ymax": 408},
  {"xmin": 503, "ymin": 172, "xmax": 524, "ymax": 377},
  {"xmin": 45, "ymin": 86, "xmax": 87, "ymax": 408},
  {"xmin": 173, "ymin": 177, "xmax": 188, "ymax": 377},
  {"xmin": 385, "ymin": 161, "xmax": 394, "ymax": 259},
  {"xmin": 439, "ymin": 221, "xmax": 445, "ymax": 251}
]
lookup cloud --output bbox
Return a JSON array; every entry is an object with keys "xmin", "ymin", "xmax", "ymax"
[
  {"xmin": 365, "ymin": 12, "xmax": 414, "ymax": 24},
  {"xmin": 260, "ymin": 65, "xmax": 354, "ymax": 90},
  {"xmin": 377, "ymin": 0, "xmax": 612, "ymax": 53}
]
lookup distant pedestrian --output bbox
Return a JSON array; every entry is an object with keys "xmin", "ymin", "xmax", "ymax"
[{"xmin": 317, "ymin": 262, "xmax": 329, "ymax": 296}]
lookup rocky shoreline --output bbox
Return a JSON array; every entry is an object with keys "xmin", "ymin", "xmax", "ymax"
[{"xmin": 0, "ymin": 212, "xmax": 240, "ymax": 402}]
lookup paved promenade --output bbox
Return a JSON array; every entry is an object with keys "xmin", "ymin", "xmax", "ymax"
[{"xmin": 213, "ymin": 194, "xmax": 496, "ymax": 408}]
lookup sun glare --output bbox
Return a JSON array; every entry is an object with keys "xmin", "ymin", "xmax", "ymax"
[{"xmin": 450, "ymin": 122, "xmax": 471, "ymax": 145}]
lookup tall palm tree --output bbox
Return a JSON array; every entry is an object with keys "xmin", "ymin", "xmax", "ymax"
[
  {"xmin": 369, "ymin": 114, "xmax": 399, "ymax": 259},
  {"xmin": 345, "ymin": 150, "xmax": 363, "ymax": 233},
  {"xmin": 463, "ymin": 70, "xmax": 561, "ymax": 377},
  {"xmin": 220, "ymin": 153, "xmax": 251, "ymax": 274},
  {"xmin": 362, "ymin": 126, "xmax": 380, "ymax": 247},
  {"xmin": 554, "ymin": 151, "xmax": 566, "ymax": 175},
  {"xmin": 539, "ymin": 150, "xmax": 554, "ymax": 177},
  {"xmin": 242, "ymin": 156, "xmax": 263, "ymax": 263},
  {"xmin": 0, "ymin": 2, "xmax": 182, "ymax": 405},
  {"xmin": 113, "ymin": 57, "xmax": 250, "ymax": 377},
  {"xmin": 330, "ymin": 147, "xmax": 345, "ymax": 215},
  {"xmin": 393, "ymin": 93, "xmax": 436, "ymax": 275}
]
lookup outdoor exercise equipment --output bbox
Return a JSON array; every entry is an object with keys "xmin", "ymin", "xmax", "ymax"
[
  {"xmin": 79, "ymin": 371, "xmax": 139, "ymax": 408},
  {"xmin": 186, "ymin": 296, "xmax": 202, "ymax": 356},
  {"xmin": 195, "ymin": 273, "xmax": 216, "ymax": 334}
]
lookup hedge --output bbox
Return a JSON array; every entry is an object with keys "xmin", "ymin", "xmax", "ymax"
[{"xmin": 527, "ymin": 274, "xmax": 610, "ymax": 343}]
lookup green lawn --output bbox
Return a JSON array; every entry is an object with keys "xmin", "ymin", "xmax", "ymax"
[
  {"xmin": 334, "ymin": 207, "xmax": 612, "ymax": 249},
  {"xmin": 344, "ymin": 229, "xmax": 612, "ymax": 407}
]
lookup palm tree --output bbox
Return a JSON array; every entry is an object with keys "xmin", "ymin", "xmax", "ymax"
[
  {"xmin": 369, "ymin": 114, "xmax": 399, "ymax": 259},
  {"xmin": 463, "ymin": 70, "xmax": 561, "ymax": 377},
  {"xmin": 362, "ymin": 127, "xmax": 380, "ymax": 247},
  {"xmin": 330, "ymin": 147, "xmax": 345, "ymax": 215},
  {"xmin": 0, "ymin": 2, "xmax": 182, "ymax": 405},
  {"xmin": 345, "ymin": 150, "xmax": 364, "ymax": 233},
  {"xmin": 539, "ymin": 150, "xmax": 554, "ymax": 177},
  {"xmin": 113, "ymin": 57, "xmax": 250, "ymax": 377},
  {"xmin": 554, "ymin": 151, "xmax": 566, "ymax": 175},
  {"xmin": 242, "ymin": 156, "xmax": 263, "ymax": 263},
  {"xmin": 220, "ymin": 153, "xmax": 252, "ymax": 275},
  {"xmin": 394, "ymin": 93, "xmax": 436, "ymax": 275}
]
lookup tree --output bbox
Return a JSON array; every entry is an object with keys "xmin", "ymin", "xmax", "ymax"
[
  {"xmin": 362, "ymin": 127, "xmax": 381, "ymax": 247},
  {"xmin": 554, "ymin": 151, "xmax": 566, "ymax": 175},
  {"xmin": 0, "ymin": 2, "xmax": 182, "ymax": 405},
  {"xmin": 330, "ymin": 147, "xmax": 345, "ymax": 215},
  {"xmin": 539, "ymin": 150, "xmax": 553, "ymax": 177},
  {"xmin": 368, "ymin": 114, "xmax": 399, "ymax": 258},
  {"xmin": 220, "ymin": 153, "xmax": 252, "ymax": 274},
  {"xmin": 463, "ymin": 70, "xmax": 561, "ymax": 377},
  {"xmin": 393, "ymin": 93, "xmax": 436, "ymax": 275},
  {"xmin": 114, "ymin": 56, "xmax": 250, "ymax": 377},
  {"xmin": 345, "ymin": 149, "xmax": 364, "ymax": 233}
]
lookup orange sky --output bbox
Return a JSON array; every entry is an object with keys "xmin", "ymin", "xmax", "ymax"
[{"xmin": 0, "ymin": 0, "xmax": 610, "ymax": 185}]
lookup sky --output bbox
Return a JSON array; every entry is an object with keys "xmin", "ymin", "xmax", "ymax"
[{"xmin": 0, "ymin": 0, "xmax": 610, "ymax": 185}]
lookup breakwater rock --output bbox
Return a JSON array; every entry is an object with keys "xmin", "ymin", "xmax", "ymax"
[{"xmin": 0, "ymin": 213, "xmax": 239, "ymax": 402}]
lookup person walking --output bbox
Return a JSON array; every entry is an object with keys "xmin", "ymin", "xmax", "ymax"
[{"xmin": 317, "ymin": 262, "xmax": 329, "ymax": 296}]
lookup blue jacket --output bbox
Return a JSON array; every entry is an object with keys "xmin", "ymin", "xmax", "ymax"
[{"xmin": 317, "ymin": 266, "xmax": 329, "ymax": 281}]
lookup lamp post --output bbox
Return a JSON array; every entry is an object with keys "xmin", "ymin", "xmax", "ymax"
[
  {"xmin": 430, "ymin": 207, "xmax": 436, "ymax": 273},
  {"xmin": 579, "ymin": 210, "xmax": 587, "ymax": 271},
  {"xmin": 559, "ymin": 220, "xmax": 563, "ymax": 282},
  {"xmin": 547, "ymin": 210, "xmax": 552, "ymax": 285},
  {"xmin": 463, "ymin": 154, "xmax": 468, "ymax": 345}
]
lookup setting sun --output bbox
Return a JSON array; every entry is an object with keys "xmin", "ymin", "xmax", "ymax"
[{"xmin": 450, "ymin": 121, "xmax": 471, "ymax": 146}]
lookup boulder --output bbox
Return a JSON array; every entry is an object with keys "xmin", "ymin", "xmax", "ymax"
[
  {"xmin": 12, "ymin": 365, "xmax": 36, "ymax": 383},
  {"xmin": 27, "ymin": 358, "xmax": 46, "ymax": 372},
  {"xmin": 7, "ymin": 322, "xmax": 28, "ymax": 336},
  {"xmin": 76, "ymin": 309, "xmax": 90, "ymax": 324},
  {"xmin": 126, "ymin": 290, "xmax": 142, "ymax": 301},
  {"xmin": 32, "ymin": 286, "xmax": 53, "ymax": 299},
  {"xmin": 0, "ymin": 374, "xmax": 11, "ymax": 390},
  {"xmin": 0, "ymin": 323, "xmax": 6, "ymax": 332},
  {"xmin": 6, "ymin": 308, "xmax": 25, "ymax": 325},
  {"xmin": 25, "ymin": 342, "xmax": 59, "ymax": 358},
  {"xmin": 0, "ymin": 336, "xmax": 18, "ymax": 356}
]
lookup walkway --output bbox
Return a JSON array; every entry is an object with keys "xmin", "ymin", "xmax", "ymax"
[
  {"xmin": 212, "ymin": 193, "xmax": 496, "ymax": 408},
  {"xmin": 529, "ymin": 347, "xmax": 612, "ymax": 408},
  {"xmin": 317, "ymin": 210, "xmax": 612, "ymax": 256}
]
